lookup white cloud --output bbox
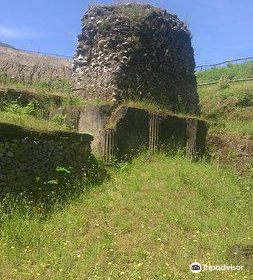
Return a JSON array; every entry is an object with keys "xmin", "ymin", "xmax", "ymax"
[{"xmin": 0, "ymin": 25, "xmax": 42, "ymax": 39}]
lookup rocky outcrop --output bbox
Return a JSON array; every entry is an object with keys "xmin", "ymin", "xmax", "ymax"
[{"xmin": 73, "ymin": 3, "xmax": 199, "ymax": 112}]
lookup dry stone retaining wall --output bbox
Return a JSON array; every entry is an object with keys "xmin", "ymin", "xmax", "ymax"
[{"xmin": 0, "ymin": 123, "xmax": 93, "ymax": 197}]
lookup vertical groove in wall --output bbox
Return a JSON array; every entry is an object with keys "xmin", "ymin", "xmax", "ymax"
[
  {"xmin": 103, "ymin": 131, "xmax": 106, "ymax": 162},
  {"xmin": 186, "ymin": 118, "xmax": 198, "ymax": 160},
  {"xmin": 105, "ymin": 131, "xmax": 108, "ymax": 162},
  {"xmin": 102, "ymin": 129, "xmax": 115, "ymax": 162},
  {"xmin": 149, "ymin": 114, "xmax": 160, "ymax": 154},
  {"xmin": 155, "ymin": 114, "xmax": 159, "ymax": 153},
  {"xmin": 149, "ymin": 114, "xmax": 153, "ymax": 152}
]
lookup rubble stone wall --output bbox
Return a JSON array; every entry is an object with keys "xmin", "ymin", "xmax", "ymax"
[
  {"xmin": 73, "ymin": 3, "xmax": 199, "ymax": 112},
  {"xmin": 0, "ymin": 123, "xmax": 93, "ymax": 197}
]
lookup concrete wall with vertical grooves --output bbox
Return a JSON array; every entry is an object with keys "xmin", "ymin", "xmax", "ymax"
[{"xmin": 95, "ymin": 106, "xmax": 208, "ymax": 161}]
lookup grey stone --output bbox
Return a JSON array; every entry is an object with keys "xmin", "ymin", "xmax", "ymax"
[
  {"xmin": 0, "ymin": 123, "xmax": 93, "ymax": 197},
  {"xmin": 73, "ymin": 4, "xmax": 199, "ymax": 112}
]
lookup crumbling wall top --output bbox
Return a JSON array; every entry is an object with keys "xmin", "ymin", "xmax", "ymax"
[{"xmin": 73, "ymin": 3, "xmax": 199, "ymax": 112}]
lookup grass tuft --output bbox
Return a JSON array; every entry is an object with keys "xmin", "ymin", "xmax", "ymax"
[{"xmin": 114, "ymin": 2, "xmax": 155, "ymax": 23}]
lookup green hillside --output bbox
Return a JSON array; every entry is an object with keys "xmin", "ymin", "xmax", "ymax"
[
  {"xmin": 194, "ymin": 59, "xmax": 253, "ymax": 136},
  {"xmin": 196, "ymin": 60, "xmax": 253, "ymax": 84},
  {"xmin": 0, "ymin": 153, "xmax": 252, "ymax": 280},
  {"xmin": 198, "ymin": 80, "xmax": 253, "ymax": 135}
]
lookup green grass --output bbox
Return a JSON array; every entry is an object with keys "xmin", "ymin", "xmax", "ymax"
[
  {"xmin": 105, "ymin": 100, "xmax": 204, "ymax": 130},
  {"xmin": 196, "ymin": 61, "xmax": 253, "ymax": 84},
  {"xmin": 0, "ymin": 112, "xmax": 70, "ymax": 132},
  {"xmin": 122, "ymin": 100, "xmax": 195, "ymax": 118},
  {"xmin": 0, "ymin": 99, "xmax": 72, "ymax": 132},
  {"xmin": 0, "ymin": 74, "xmax": 87, "ymax": 132},
  {"xmin": 198, "ymin": 80, "xmax": 253, "ymax": 135},
  {"xmin": 0, "ymin": 153, "xmax": 252, "ymax": 280},
  {"xmin": 0, "ymin": 72, "xmax": 72, "ymax": 97},
  {"xmin": 222, "ymin": 121, "xmax": 253, "ymax": 136},
  {"xmin": 114, "ymin": 3, "xmax": 155, "ymax": 23}
]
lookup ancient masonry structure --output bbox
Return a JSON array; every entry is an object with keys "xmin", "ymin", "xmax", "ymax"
[
  {"xmin": 79, "ymin": 105, "xmax": 207, "ymax": 161},
  {"xmin": 72, "ymin": 4, "xmax": 208, "ymax": 161},
  {"xmin": 0, "ymin": 123, "xmax": 93, "ymax": 197},
  {"xmin": 72, "ymin": 3, "xmax": 199, "ymax": 111}
]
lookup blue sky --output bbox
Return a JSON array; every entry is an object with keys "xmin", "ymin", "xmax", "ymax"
[{"xmin": 0, "ymin": 0, "xmax": 252, "ymax": 65}]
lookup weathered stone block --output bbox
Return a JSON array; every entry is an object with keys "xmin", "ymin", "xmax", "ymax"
[{"xmin": 78, "ymin": 104, "xmax": 114, "ymax": 153}]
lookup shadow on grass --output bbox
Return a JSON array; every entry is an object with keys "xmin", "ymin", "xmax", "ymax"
[{"xmin": 0, "ymin": 154, "xmax": 109, "ymax": 218}]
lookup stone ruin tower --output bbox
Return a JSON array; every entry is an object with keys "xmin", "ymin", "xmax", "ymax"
[
  {"xmin": 72, "ymin": 3, "xmax": 207, "ymax": 161},
  {"xmin": 72, "ymin": 3, "xmax": 199, "ymax": 112}
]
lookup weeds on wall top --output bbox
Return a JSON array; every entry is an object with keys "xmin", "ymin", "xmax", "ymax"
[
  {"xmin": 114, "ymin": 3, "xmax": 155, "ymax": 23},
  {"xmin": 3, "ymin": 101, "xmax": 36, "ymax": 118},
  {"xmin": 0, "ymin": 100, "xmax": 71, "ymax": 132}
]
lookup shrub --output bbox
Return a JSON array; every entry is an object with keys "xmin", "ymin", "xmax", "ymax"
[
  {"xmin": 51, "ymin": 114, "xmax": 66, "ymax": 126},
  {"xmin": 236, "ymin": 91, "xmax": 253, "ymax": 107},
  {"xmin": 62, "ymin": 94, "xmax": 85, "ymax": 107},
  {"xmin": 2, "ymin": 101, "xmax": 36, "ymax": 117},
  {"xmin": 219, "ymin": 77, "xmax": 230, "ymax": 90},
  {"xmin": 219, "ymin": 89, "xmax": 231, "ymax": 100}
]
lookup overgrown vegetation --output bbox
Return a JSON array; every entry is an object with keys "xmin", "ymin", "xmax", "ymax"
[
  {"xmin": 0, "ymin": 39, "xmax": 252, "ymax": 280},
  {"xmin": 122, "ymin": 99, "xmax": 194, "ymax": 119},
  {"xmin": 0, "ymin": 153, "xmax": 252, "ymax": 279},
  {"xmin": 0, "ymin": 101, "xmax": 70, "ymax": 132},
  {"xmin": 114, "ymin": 3, "xmax": 155, "ymax": 23},
  {"xmin": 0, "ymin": 72, "xmax": 72, "ymax": 96},
  {"xmin": 198, "ymin": 80, "xmax": 253, "ymax": 135},
  {"xmin": 0, "ymin": 154, "xmax": 107, "ymax": 214},
  {"xmin": 196, "ymin": 60, "xmax": 253, "ymax": 84},
  {"xmin": 0, "ymin": 73, "xmax": 87, "ymax": 131}
]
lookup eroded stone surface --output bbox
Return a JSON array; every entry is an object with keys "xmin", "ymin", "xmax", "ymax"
[{"xmin": 73, "ymin": 3, "xmax": 199, "ymax": 112}]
